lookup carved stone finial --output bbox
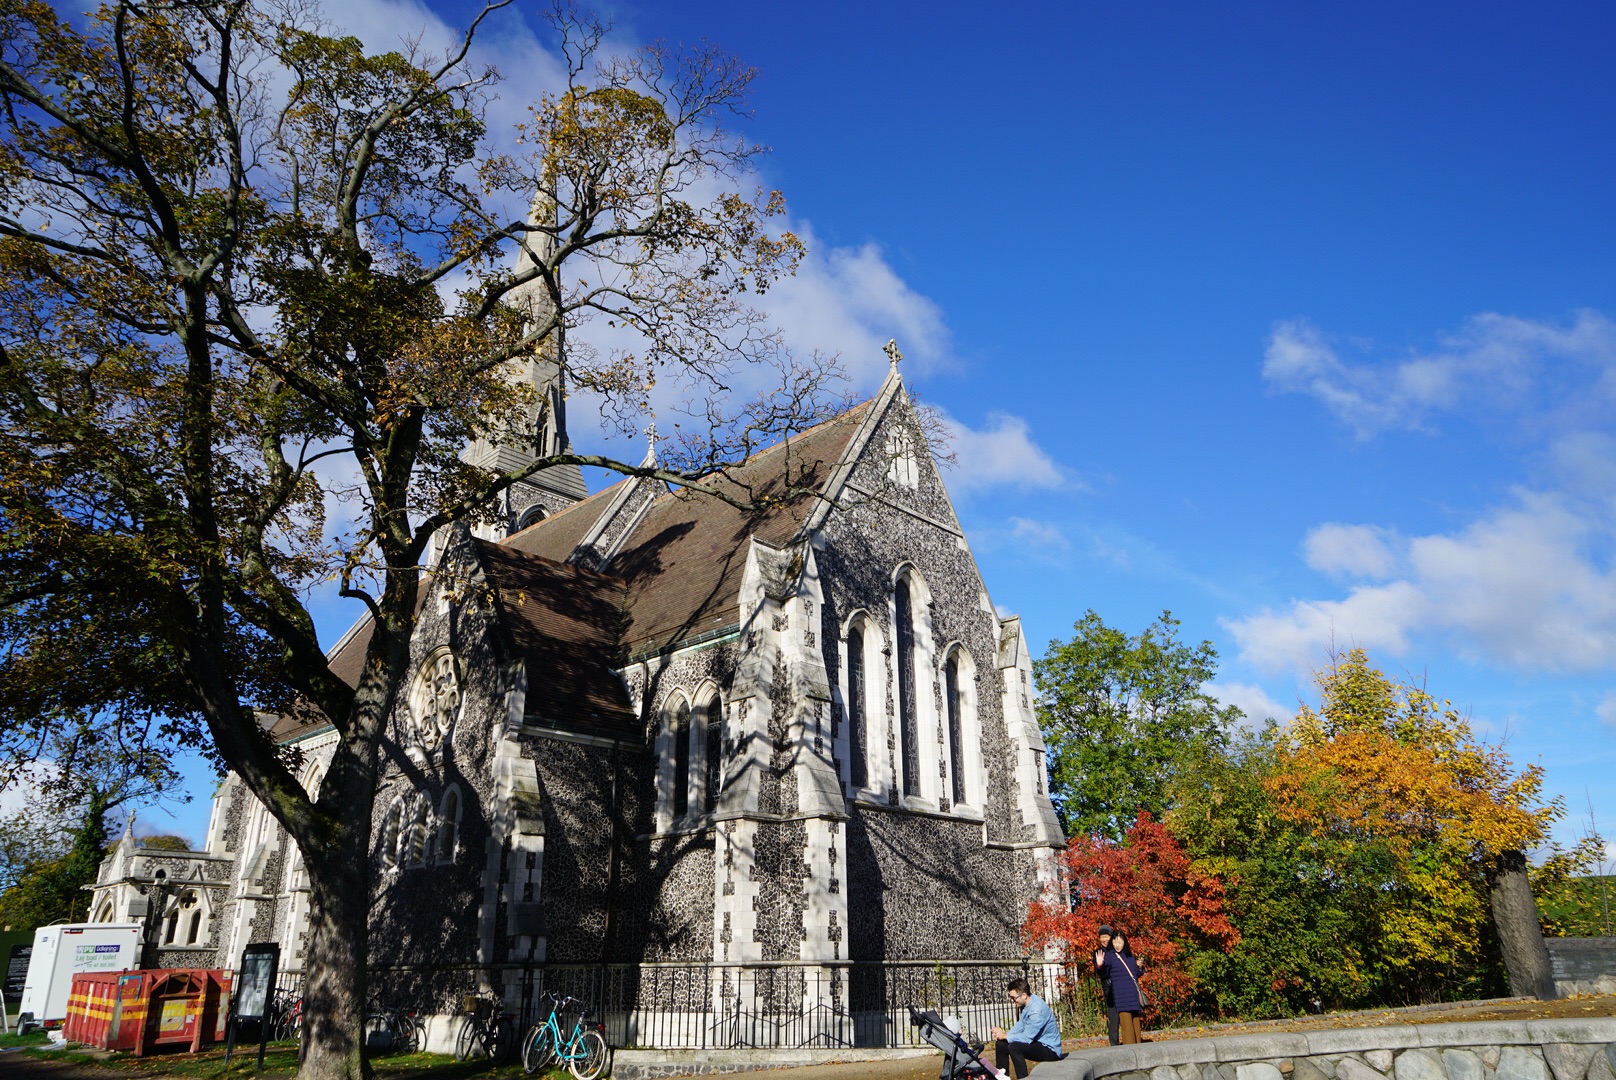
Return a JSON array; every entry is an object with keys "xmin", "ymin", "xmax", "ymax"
[{"xmin": 883, "ymin": 339, "xmax": 903, "ymax": 367}]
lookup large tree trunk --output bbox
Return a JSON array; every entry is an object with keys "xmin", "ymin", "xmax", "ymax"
[
  {"xmin": 1489, "ymin": 849, "xmax": 1557, "ymax": 1000},
  {"xmin": 301, "ymin": 836, "xmax": 374, "ymax": 1080}
]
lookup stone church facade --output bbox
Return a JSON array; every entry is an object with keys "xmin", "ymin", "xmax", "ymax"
[{"xmin": 89, "ymin": 355, "xmax": 1065, "ymax": 1048}]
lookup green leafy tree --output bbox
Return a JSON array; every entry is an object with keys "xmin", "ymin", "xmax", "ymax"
[
  {"xmin": 0, "ymin": 717, "xmax": 183, "ymax": 930},
  {"xmin": 1168, "ymin": 733, "xmax": 1417, "ymax": 1017},
  {"xmin": 0, "ymin": 4, "xmax": 836, "ymax": 1077},
  {"xmin": 1034, "ymin": 610, "xmax": 1242, "ymax": 839}
]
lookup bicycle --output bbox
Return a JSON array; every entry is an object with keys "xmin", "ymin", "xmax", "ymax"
[
  {"xmin": 455, "ymin": 990, "xmax": 515, "ymax": 1063},
  {"xmin": 364, "ymin": 999, "xmax": 423, "ymax": 1055},
  {"xmin": 267, "ymin": 992, "xmax": 303, "ymax": 1042},
  {"xmin": 521, "ymin": 993, "xmax": 609, "ymax": 1080}
]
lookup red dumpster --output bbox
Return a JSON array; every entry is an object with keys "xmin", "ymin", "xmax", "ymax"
[{"xmin": 64, "ymin": 969, "xmax": 231, "ymax": 1055}]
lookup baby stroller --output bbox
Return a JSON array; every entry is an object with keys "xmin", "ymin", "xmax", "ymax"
[{"xmin": 909, "ymin": 1007, "xmax": 998, "ymax": 1079}]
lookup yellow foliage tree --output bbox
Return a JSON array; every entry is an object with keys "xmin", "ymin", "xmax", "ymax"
[{"xmin": 1268, "ymin": 649, "xmax": 1560, "ymax": 1000}]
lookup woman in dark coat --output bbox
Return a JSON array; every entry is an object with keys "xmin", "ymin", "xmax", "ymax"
[{"xmin": 1093, "ymin": 929, "xmax": 1146, "ymax": 1045}]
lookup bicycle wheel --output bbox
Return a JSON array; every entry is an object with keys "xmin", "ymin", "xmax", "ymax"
[
  {"xmin": 523, "ymin": 1023, "xmax": 558, "ymax": 1074},
  {"xmin": 454, "ymin": 1015, "xmax": 486, "ymax": 1061},
  {"xmin": 491, "ymin": 1015, "xmax": 516, "ymax": 1063},
  {"xmin": 569, "ymin": 1029, "xmax": 608, "ymax": 1080},
  {"xmin": 395, "ymin": 1014, "xmax": 421, "ymax": 1055}
]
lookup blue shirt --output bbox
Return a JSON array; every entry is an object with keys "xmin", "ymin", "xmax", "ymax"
[{"xmin": 1007, "ymin": 993, "xmax": 1062, "ymax": 1055}]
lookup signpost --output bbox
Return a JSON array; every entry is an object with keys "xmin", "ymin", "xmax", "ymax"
[
  {"xmin": 2, "ymin": 940, "xmax": 29, "ymax": 1034},
  {"xmin": 224, "ymin": 942, "xmax": 279, "ymax": 1070}
]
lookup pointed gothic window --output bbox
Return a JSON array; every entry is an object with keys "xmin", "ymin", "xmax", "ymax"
[
  {"xmin": 672, "ymin": 699, "xmax": 692, "ymax": 819},
  {"xmin": 946, "ymin": 654, "xmax": 965, "ymax": 806},
  {"xmin": 164, "ymin": 909, "xmax": 179, "ymax": 944},
  {"xmin": 408, "ymin": 801, "xmax": 429, "ymax": 865},
  {"xmin": 187, "ymin": 910, "xmax": 203, "ymax": 945},
  {"xmin": 895, "ymin": 581, "xmax": 920, "ymax": 798},
  {"xmin": 438, "ymin": 787, "xmax": 461, "ymax": 863},
  {"xmin": 380, "ymin": 800, "xmax": 404, "ymax": 868},
  {"xmin": 702, "ymin": 696, "xmax": 723, "ymax": 813},
  {"xmin": 847, "ymin": 626, "xmax": 868, "ymax": 789}
]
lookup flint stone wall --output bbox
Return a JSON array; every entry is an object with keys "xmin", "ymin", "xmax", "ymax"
[{"xmin": 1043, "ymin": 1018, "xmax": 1616, "ymax": 1080}]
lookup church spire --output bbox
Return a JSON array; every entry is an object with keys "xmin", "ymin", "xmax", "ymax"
[{"xmin": 462, "ymin": 195, "xmax": 588, "ymax": 540}]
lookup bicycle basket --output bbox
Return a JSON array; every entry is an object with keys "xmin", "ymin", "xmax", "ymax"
[{"xmin": 460, "ymin": 993, "xmax": 482, "ymax": 1014}]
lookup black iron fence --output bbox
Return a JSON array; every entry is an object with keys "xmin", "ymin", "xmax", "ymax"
[
  {"xmin": 247, "ymin": 959, "xmax": 1067, "ymax": 1052},
  {"xmin": 513, "ymin": 960, "xmax": 1061, "ymax": 1050}
]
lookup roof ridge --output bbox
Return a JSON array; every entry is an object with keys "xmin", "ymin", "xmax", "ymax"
[
  {"xmin": 473, "ymin": 535, "xmax": 628, "ymax": 588},
  {"xmin": 639, "ymin": 397, "xmax": 875, "ymax": 508}
]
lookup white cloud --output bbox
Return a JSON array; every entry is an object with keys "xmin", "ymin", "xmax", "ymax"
[
  {"xmin": 1263, "ymin": 311, "xmax": 1616, "ymax": 439},
  {"xmin": 1209, "ymin": 681, "xmax": 1293, "ymax": 726},
  {"xmin": 1302, "ymin": 523, "xmax": 1399, "ymax": 580},
  {"xmin": 1239, "ymin": 310, "xmax": 1616, "ymax": 678},
  {"xmin": 1007, "ymin": 517, "xmax": 1069, "ymax": 550},
  {"xmin": 940, "ymin": 410, "xmax": 1066, "ymax": 495},
  {"xmin": 1597, "ymin": 692, "xmax": 1616, "ymax": 730},
  {"xmin": 1227, "ymin": 580, "xmax": 1428, "ymax": 676},
  {"xmin": 1230, "ymin": 491, "xmax": 1616, "ymax": 676}
]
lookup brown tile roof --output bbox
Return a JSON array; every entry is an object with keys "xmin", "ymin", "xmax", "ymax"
[
  {"xmin": 472, "ymin": 540, "xmax": 637, "ymax": 732},
  {"xmin": 280, "ymin": 398, "xmax": 874, "ymax": 745},
  {"xmin": 502, "ymin": 477, "xmax": 621, "ymax": 562},
  {"xmin": 504, "ymin": 402, "xmax": 871, "ymax": 657}
]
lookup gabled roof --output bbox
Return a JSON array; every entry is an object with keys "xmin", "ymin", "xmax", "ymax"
[
  {"xmin": 501, "ymin": 401, "xmax": 871, "ymax": 657},
  {"xmin": 472, "ymin": 540, "xmax": 636, "ymax": 732},
  {"xmin": 293, "ymin": 392, "xmax": 884, "ymax": 745}
]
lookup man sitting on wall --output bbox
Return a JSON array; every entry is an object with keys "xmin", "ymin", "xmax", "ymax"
[{"xmin": 990, "ymin": 977, "xmax": 1064, "ymax": 1078}]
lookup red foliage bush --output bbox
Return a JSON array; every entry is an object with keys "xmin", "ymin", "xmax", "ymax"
[{"xmin": 1024, "ymin": 812, "xmax": 1239, "ymax": 1018}]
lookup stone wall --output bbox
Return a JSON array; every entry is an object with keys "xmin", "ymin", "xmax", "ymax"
[
  {"xmin": 1546, "ymin": 939, "xmax": 1616, "ymax": 997},
  {"xmin": 1047, "ymin": 1018, "xmax": 1616, "ymax": 1080},
  {"xmin": 815, "ymin": 392, "xmax": 1056, "ymax": 961}
]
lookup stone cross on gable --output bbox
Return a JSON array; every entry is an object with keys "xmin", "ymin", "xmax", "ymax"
[{"xmin": 884, "ymin": 339, "xmax": 903, "ymax": 367}]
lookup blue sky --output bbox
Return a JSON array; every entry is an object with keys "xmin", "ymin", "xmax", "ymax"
[{"xmin": 131, "ymin": 1, "xmax": 1616, "ymax": 853}]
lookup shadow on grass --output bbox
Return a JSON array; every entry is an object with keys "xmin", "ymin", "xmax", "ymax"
[{"xmin": 18, "ymin": 1044, "xmax": 578, "ymax": 1080}]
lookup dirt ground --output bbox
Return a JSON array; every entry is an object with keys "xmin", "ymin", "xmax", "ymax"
[{"xmin": 4, "ymin": 996, "xmax": 1613, "ymax": 1080}]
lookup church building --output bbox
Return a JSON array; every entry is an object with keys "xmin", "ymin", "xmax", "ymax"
[{"xmin": 89, "ymin": 340, "xmax": 1065, "ymax": 1049}]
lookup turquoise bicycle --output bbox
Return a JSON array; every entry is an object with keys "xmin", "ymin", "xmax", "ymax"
[{"xmin": 521, "ymin": 993, "xmax": 608, "ymax": 1079}]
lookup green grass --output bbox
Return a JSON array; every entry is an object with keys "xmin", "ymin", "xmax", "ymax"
[
  {"xmin": 1, "ymin": 1030, "xmax": 52, "ymax": 1048},
  {"xmin": 11, "ymin": 1041, "xmax": 580, "ymax": 1080}
]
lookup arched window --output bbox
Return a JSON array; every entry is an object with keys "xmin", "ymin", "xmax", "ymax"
[
  {"xmin": 672, "ymin": 699, "xmax": 692, "ymax": 819},
  {"xmin": 846, "ymin": 625, "xmax": 868, "ymax": 789},
  {"xmin": 895, "ymin": 581, "xmax": 920, "ymax": 798},
  {"xmin": 438, "ymin": 786, "xmax": 461, "ymax": 863},
  {"xmin": 164, "ymin": 909, "xmax": 179, "ymax": 944},
  {"xmin": 702, "ymin": 696, "xmax": 723, "ymax": 813},
  {"xmin": 945, "ymin": 653, "xmax": 965, "ymax": 806},
  {"xmin": 95, "ymin": 900, "xmax": 114, "ymax": 923},
  {"xmin": 380, "ymin": 800, "xmax": 404, "ymax": 868},
  {"xmin": 407, "ymin": 801, "xmax": 429, "ymax": 865},
  {"xmin": 517, "ymin": 504, "xmax": 547, "ymax": 531},
  {"xmin": 187, "ymin": 910, "xmax": 203, "ymax": 945}
]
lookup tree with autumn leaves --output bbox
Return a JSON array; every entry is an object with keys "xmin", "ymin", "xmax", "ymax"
[
  {"xmin": 1027, "ymin": 625, "xmax": 1581, "ymax": 1022},
  {"xmin": 0, "ymin": 4, "xmax": 837, "ymax": 1077}
]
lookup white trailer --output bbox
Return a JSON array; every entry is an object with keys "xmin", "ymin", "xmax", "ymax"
[{"xmin": 18, "ymin": 924, "xmax": 143, "ymax": 1025}]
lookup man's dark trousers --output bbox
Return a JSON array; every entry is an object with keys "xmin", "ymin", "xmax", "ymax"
[
  {"xmin": 1107, "ymin": 1007, "xmax": 1120, "ymax": 1045},
  {"xmin": 995, "ymin": 1039, "xmax": 1062, "ymax": 1078}
]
